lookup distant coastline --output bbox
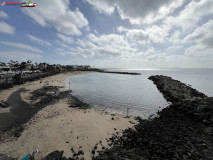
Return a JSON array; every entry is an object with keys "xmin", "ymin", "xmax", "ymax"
[{"xmin": 98, "ymin": 70, "xmax": 141, "ymax": 75}]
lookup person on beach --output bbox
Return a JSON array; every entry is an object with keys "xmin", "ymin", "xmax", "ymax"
[{"xmin": 21, "ymin": 149, "xmax": 39, "ymax": 160}]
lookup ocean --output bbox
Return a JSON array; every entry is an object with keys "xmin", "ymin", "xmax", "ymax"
[{"xmin": 66, "ymin": 68, "xmax": 213, "ymax": 118}]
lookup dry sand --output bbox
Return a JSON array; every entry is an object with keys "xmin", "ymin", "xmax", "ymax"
[{"xmin": 0, "ymin": 71, "xmax": 137, "ymax": 160}]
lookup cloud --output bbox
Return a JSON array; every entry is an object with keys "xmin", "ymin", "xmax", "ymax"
[
  {"xmin": 0, "ymin": 11, "xmax": 8, "ymax": 19},
  {"xmin": 57, "ymin": 33, "xmax": 73, "ymax": 44},
  {"xmin": 145, "ymin": 25, "xmax": 171, "ymax": 43},
  {"xmin": 0, "ymin": 21, "xmax": 15, "ymax": 34},
  {"xmin": 183, "ymin": 20, "xmax": 213, "ymax": 47},
  {"xmin": 55, "ymin": 28, "xmax": 213, "ymax": 67},
  {"xmin": 117, "ymin": 25, "xmax": 170, "ymax": 44},
  {"xmin": 51, "ymin": 0, "xmax": 213, "ymax": 68},
  {"xmin": 85, "ymin": 0, "xmax": 184, "ymax": 24},
  {"xmin": 164, "ymin": 0, "xmax": 213, "ymax": 33},
  {"xmin": 126, "ymin": 29, "xmax": 149, "ymax": 44},
  {"xmin": 27, "ymin": 34, "xmax": 51, "ymax": 46},
  {"xmin": 22, "ymin": 0, "xmax": 88, "ymax": 36},
  {"xmin": 183, "ymin": 20, "xmax": 213, "ymax": 58},
  {"xmin": 185, "ymin": 44, "xmax": 213, "ymax": 58},
  {"xmin": 57, "ymin": 33, "xmax": 136, "ymax": 58},
  {"xmin": 0, "ymin": 51, "xmax": 42, "ymax": 62},
  {"xmin": 0, "ymin": 41, "xmax": 43, "ymax": 53},
  {"xmin": 86, "ymin": 33, "xmax": 136, "ymax": 57}
]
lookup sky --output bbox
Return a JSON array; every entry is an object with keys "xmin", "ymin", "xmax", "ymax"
[{"xmin": 0, "ymin": 0, "xmax": 213, "ymax": 68}]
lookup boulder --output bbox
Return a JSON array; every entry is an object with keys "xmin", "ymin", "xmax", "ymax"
[
  {"xmin": 182, "ymin": 99, "xmax": 191, "ymax": 105},
  {"xmin": 77, "ymin": 150, "xmax": 83, "ymax": 155},
  {"xmin": 203, "ymin": 97, "xmax": 213, "ymax": 104},
  {"xmin": 196, "ymin": 105, "xmax": 209, "ymax": 113},
  {"xmin": 205, "ymin": 127, "xmax": 213, "ymax": 135},
  {"xmin": 92, "ymin": 149, "xmax": 95, "ymax": 155},
  {"xmin": 42, "ymin": 150, "xmax": 64, "ymax": 160}
]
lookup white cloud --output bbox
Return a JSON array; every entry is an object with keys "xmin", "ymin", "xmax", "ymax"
[
  {"xmin": 0, "ymin": 21, "xmax": 15, "ymax": 34},
  {"xmin": 117, "ymin": 26, "xmax": 127, "ymax": 32},
  {"xmin": 27, "ymin": 34, "xmax": 51, "ymax": 46},
  {"xmin": 168, "ymin": 30, "xmax": 182, "ymax": 44},
  {"xmin": 183, "ymin": 20, "xmax": 213, "ymax": 47},
  {"xmin": 58, "ymin": 42, "xmax": 72, "ymax": 49},
  {"xmin": 133, "ymin": 53, "xmax": 213, "ymax": 68},
  {"xmin": 146, "ymin": 25, "xmax": 171, "ymax": 43},
  {"xmin": 126, "ymin": 29, "xmax": 149, "ymax": 44},
  {"xmin": 55, "ymin": 28, "xmax": 213, "ymax": 68},
  {"xmin": 183, "ymin": 20, "xmax": 213, "ymax": 59},
  {"xmin": 117, "ymin": 25, "xmax": 170, "ymax": 44},
  {"xmin": 166, "ymin": 45, "xmax": 183, "ymax": 54},
  {"xmin": 85, "ymin": 0, "xmax": 184, "ymax": 24},
  {"xmin": 0, "ymin": 51, "xmax": 42, "ymax": 62},
  {"xmin": 57, "ymin": 33, "xmax": 136, "ymax": 58},
  {"xmin": 87, "ymin": 33, "xmax": 136, "ymax": 57},
  {"xmin": 185, "ymin": 44, "xmax": 213, "ymax": 58},
  {"xmin": 50, "ymin": 0, "xmax": 213, "ymax": 68},
  {"xmin": 164, "ymin": 0, "xmax": 213, "ymax": 33},
  {"xmin": 0, "ymin": 11, "xmax": 8, "ymax": 19},
  {"xmin": 0, "ymin": 41, "xmax": 43, "ymax": 53},
  {"xmin": 22, "ymin": 0, "xmax": 88, "ymax": 36},
  {"xmin": 57, "ymin": 33, "xmax": 73, "ymax": 44}
]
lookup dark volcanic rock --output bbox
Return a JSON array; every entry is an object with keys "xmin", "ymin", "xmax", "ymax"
[
  {"xmin": 98, "ymin": 71, "xmax": 141, "ymax": 75},
  {"xmin": 42, "ymin": 150, "xmax": 64, "ymax": 160},
  {"xmin": 93, "ymin": 75, "xmax": 213, "ymax": 160},
  {"xmin": 92, "ymin": 149, "xmax": 95, "ymax": 155},
  {"xmin": 41, "ymin": 150, "xmax": 80, "ymax": 160},
  {"xmin": 68, "ymin": 96, "xmax": 90, "ymax": 109},
  {"xmin": 77, "ymin": 150, "xmax": 84, "ymax": 155}
]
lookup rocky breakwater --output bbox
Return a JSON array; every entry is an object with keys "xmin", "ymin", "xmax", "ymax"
[
  {"xmin": 148, "ymin": 75, "xmax": 213, "ymax": 126},
  {"xmin": 92, "ymin": 75, "xmax": 213, "ymax": 160},
  {"xmin": 98, "ymin": 70, "xmax": 141, "ymax": 75}
]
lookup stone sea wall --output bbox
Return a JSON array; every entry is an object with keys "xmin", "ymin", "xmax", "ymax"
[{"xmin": 149, "ymin": 75, "xmax": 213, "ymax": 125}]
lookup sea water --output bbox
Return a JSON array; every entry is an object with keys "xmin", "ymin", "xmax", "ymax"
[{"xmin": 66, "ymin": 68, "xmax": 213, "ymax": 118}]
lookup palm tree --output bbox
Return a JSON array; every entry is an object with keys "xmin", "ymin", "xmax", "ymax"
[
  {"xmin": 18, "ymin": 61, "xmax": 27, "ymax": 75},
  {"xmin": 8, "ymin": 60, "xmax": 19, "ymax": 73}
]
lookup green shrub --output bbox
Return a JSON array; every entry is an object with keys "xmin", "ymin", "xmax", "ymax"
[{"xmin": 13, "ymin": 74, "xmax": 21, "ymax": 82}]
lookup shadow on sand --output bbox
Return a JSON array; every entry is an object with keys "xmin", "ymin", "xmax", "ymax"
[{"xmin": 0, "ymin": 88, "xmax": 32, "ymax": 132}]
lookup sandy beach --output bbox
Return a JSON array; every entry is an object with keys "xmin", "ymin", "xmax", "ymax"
[{"xmin": 0, "ymin": 71, "xmax": 137, "ymax": 160}]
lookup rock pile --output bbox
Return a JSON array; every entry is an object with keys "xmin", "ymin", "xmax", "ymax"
[
  {"xmin": 30, "ymin": 86, "xmax": 70, "ymax": 109},
  {"xmin": 42, "ymin": 150, "xmax": 84, "ymax": 160},
  {"xmin": 68, "ymin": 96, "xmax": 90, "ymax": 109},
  {"xmin": 148, "ymin": 75, "xmax": 213, "ymax": 126},
  {"xmin": 98, "ymin": 71, "xmax": 141, "ymax": 75}
]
